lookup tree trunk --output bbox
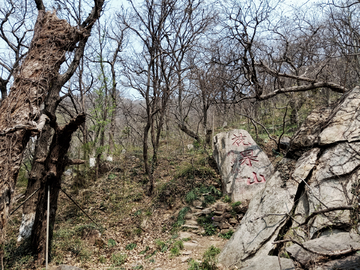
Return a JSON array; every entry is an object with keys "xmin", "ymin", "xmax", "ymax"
[
  {"xmin": 31, "ymin": 114, "xmax": 85, "ymax": 264},
  {"xmin": 17, "ymin": 124, "xmax": 52, "ymax": 242},
  {"xmin": 0, "ymin": 10, "xmax": 83, "ymax": 250}
]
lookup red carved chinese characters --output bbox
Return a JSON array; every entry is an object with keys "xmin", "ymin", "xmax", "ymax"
[
  {"xmin": 238, "ymin": 149, "xmax": 258, "ymax": 167},
  {"xmin": 246, "ymin": 172, "xmax": 266, "ymax": 185},
  {"xmin": 232, "ymin": 133, "xmax": 250, "ymax": 146}
]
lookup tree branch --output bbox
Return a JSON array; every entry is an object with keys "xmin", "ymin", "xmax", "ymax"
[
  {"xmin": 299, "ymin": 205, "xmax": 353, "ymax": 226},
  {"xmin": 34, "ymin": 0, "xmax": 45, "ymax": 11}
]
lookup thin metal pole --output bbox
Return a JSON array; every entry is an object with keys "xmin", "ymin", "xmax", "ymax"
[{"xmin": 46, "ymin": 185, "xmax": 50, "ymax": 269}]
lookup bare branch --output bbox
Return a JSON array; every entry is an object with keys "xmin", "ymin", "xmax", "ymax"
[
  {"xmin": 34, "ymin": 0, "xmax": 45, "ymax": 11},
  {"xmin": 299, "ymin": 205, "xmax": 354, "ymax": 226}
]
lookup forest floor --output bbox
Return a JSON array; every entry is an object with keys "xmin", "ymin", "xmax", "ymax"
[{"xmin": 5, "ymin": 138, "xmax": 280, "ymax": 270}]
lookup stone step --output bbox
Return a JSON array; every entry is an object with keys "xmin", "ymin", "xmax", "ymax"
[
  {"xmin": 185, "ymin": 220, "xmax": 198, "ymax": 226},
  {"xmin": 182, "ymin": 225, "xmax": 199, "ymax": 230}
]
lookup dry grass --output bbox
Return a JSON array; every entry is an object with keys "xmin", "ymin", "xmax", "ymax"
[{"xmin": 5, "ymin": 139, "xmax": 226, "ymax": 270}]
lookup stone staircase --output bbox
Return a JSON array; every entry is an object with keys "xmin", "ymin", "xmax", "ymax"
[{"xmin": 181, "ymin": 201, "xmax": 248, "ymax": 235}]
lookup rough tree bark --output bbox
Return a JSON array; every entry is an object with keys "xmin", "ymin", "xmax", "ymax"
[
  {"xmin": 12, "ymin": 0, "xmax": 105, "ymax": 264},
  {"xmin": 0, "ymin": 9, "xmax": 84, "ymax": 254},
  {"xmin": 31, "ymin": 113, "xmax": 85, "ymax": 264}
]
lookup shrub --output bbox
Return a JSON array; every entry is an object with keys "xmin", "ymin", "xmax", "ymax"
[
  {"xmin": 218, "ymin": 230, "xmax": 234, "ymax": 239},
  {"xmin": 111, "ymin": 253, "xmax": 127, "ymax": 266},
  {"xmin": 125, "ymin": 242, "xmax": 137, "ymax": 250}
]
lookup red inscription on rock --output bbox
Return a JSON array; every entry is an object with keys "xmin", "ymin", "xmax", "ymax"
[
  {"xmin": 238, "ymin": 149, "xmax": 258, "ymax": 167},
  {"xmin": 246, "ymin": 172, "xmax": 266, "ymax": 185},
  {"xmin": 232, "ymin": 133, "xmax": 250, "ymax": 146}
]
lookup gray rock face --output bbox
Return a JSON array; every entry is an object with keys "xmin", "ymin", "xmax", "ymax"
[
  {"xmin": 319, "ymin": 86, "xmax": 360, "ymax": 144},
  {"xmin": 240, "ymin": 256, "xmax": 295, "ymax": 270},
  {"xmin": 218, "ymin": 171, "xmax": 298, "ymax": 268},
  {"xmin": 289, "ymin": 107, "xmax": 332, "ymax": 153},
  {"xmin": 310, "ymin": 254, "xmax": 360, "ymax": 270},
  {"xmin": 218, "ymin": 87, "xmax": 360, "ymax": 269},
  {"xmin": 286, "ymin": 232, "xmax": 360, "ymax": 266},
  {"xmin": 213, "ymin": 129, "xmax": 274, "ymax": 202}
]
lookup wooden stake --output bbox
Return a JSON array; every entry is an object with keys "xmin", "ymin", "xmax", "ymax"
[{"xmin": 46, "ymin": 185, "xmax": 50, "ymax": 269}]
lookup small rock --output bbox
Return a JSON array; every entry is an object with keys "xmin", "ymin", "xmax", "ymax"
[
  {"xmin": 213, "ymin": 211, "xmax": 223, "ymax": 215},
  {"xmin": 182, "ymin": 225, "xmax": 199, "ymax": 230},
  {"xmin": 183, "ymin": 242, "xmax": 199, "ymax": 250},
  {"xmin": 185, "ymin": 220, "xmax": 198, "ymax": 226},
  {"xmin": 223, "ymin": 213, "xmax": 232, "ymax": 219},
  {"xmin": 180, "ymin": 256, "xmax": 191, "ymax": 263},
  {"xmin": 184, "ymin": 213, "xmax": 193, "ymax": 220},
  {"xmin": 221, "ymin": 229, "xmax": 230, "ymax": 234},
  {"xmin": 179, "ymin": 232, "xmax": 193, "ymax": 239},
  {"xmin": 237, "ymin": 213, "xmax": 244, "ymax": 220},
  {"xmin": 201, "ymin": 208, "xmax": 212, "ymax": 215},
  {"xmin": 187, "ymin": 144, "xmax": 194, "ymax": 150},
  {"xmin": 216, "ymin": 203, "xmax": 228, "ymax": 212},
  {"xmin": 213, "ymin": 216, "xmax": 223, "ymax": 222},
  {"xmin": 229, "ymin": 218, "xmax": 237, "ymax": 224},
  {"xmin": 193, "ymin": 200, "xmax": 203, "ymax": 209},
  {"xmin": 220, "ymin": 222, "xmax": 230, "ymax": 229}
]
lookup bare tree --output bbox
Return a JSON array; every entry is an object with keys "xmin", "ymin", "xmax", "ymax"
[{"xmin": 0, "ymin": 0, "xmax": 104, "ymax": 264}]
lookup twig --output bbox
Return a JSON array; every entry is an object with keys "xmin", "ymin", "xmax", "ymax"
[
  {"xmin": 10, "ymin": 187, "xmax": 41, "ymax": 216},
  {"xmin": 272, "ymin": 238, "xmax": 358, "ymax": 257},
  {"xmin": 299, "ymin": 205, "xmax": 353, "ymax": 226},
  {"xmin": 236, "ymin": 113, "xmax": 278, "ymax": 145},
  {"xmin": 60, "ymin": 188, "xmax": 104, "ymax": 230},
  {"xmin": 277, "ymin": 254, "xmax": 283, "ymax": 270}
]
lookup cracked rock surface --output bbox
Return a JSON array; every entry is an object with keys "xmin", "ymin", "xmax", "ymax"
[{"xmin": 217, "ymin": 87, "xmax": 360, "ymax": 269}]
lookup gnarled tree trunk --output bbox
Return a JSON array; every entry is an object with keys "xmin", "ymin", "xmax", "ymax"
[
  {"xmin": 31, "ymin": 114, "xmax": 85, "ymax": 264},
  {"xmin": 0, "ymin": 10, "xmax": 84, "ymax": 252}
]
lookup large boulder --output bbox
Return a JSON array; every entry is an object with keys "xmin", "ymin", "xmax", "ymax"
[
  {"xmin": 219, "ymin": 87, "xmax": 360, "ymax": 269},
  {"xmin": 218, "ymin": 170, "xmax": 298, "ymax": 269},
  {"xmin": 286, "ymin": 232, "xmax": 360, "ymax": 267},
  {"xmin": 213, "ymin": 129, "xmax": 274, "ymax": 202}
]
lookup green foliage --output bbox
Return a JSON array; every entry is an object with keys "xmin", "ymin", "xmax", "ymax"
[
  {"xmin": 197, "ymin": 214, "xmax": 216, "ymax": 236},
  {"xmin": 218, "ymin": 230, "xmax": 234, "ymax": 239},
  {"xmin": 173, "ymin": 240, "xmax": 184, "ymax": 250},
  {"xmin": 139, "ymin": 246, "xmax": 150, "ymax": 255},
  {"xmin": 155, "ymin": 239, "xmax": 168, "ymax": 253},
  {"xmin": 4, "ymin": 238, "xmax": 34, "ymax": 270},
  {"xmin": 145, "ymin": 250, "xmax": 157, "ymax": 259},
  {"xmin": 193, "ymin": 139, "xmax": 201, "ymax": 149},
  {"xmin": 185, "ymin": 190, "xmax": 198, "ymax": 204},
  {"xmin": 111, "ymin": 253, "xmax": 127, "ymax": 266},
  {"xmin": 185, "ymin": 185, "xmax": 221, "ymax": 207},
  {"xmin": 202, "ymin": 246, "xmax": 221, "ymax": 269},
  {"xmin": 174, "ymin": 207, "xmax": 191, "ymax": 227},
  {"xmin": 175, "ymin": 165, "xmax": 216, "ymax": 180},
  {"xmin": 231, "ymin": 201, "xmax": 241, "ymax": 208},
  {"xmin": 188, "ymin": 259, "xmax": 201, "ymax": 270},
  {"xmin": 99, "ymin": 255, "xmax": 106, "ymax": 263},
  {"xmin": 222, "ymin": 195, "xmax": 231, "ymax": 203},
  {"xmin": 133, "ymin": 228, "xmax": 142, "ymax": 236},
  {"xmin": 17, "ymin": 164, "xmax": 30, "ymax": 189},
  {"xmin": 125, "ymin": 243, "xmax": 137, "ymax": 250},
  {"xmin": 108, "ymin": 239, "xmax": 117, "ymax": 247},
  {"xmin": 187, "ymin": 246, "xmax": 221, "ymax": 270},
  {"xmin": 170, "ymin": 246, "xmax": 180, "ymax": 257}
]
